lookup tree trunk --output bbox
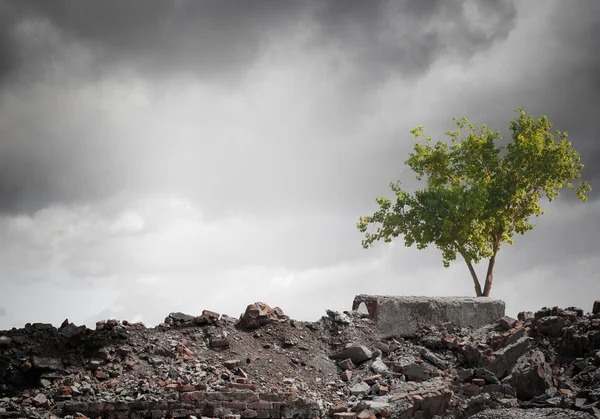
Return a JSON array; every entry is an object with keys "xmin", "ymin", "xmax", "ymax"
[
  {"xmin": 482, "ymin": 238, "xmax": 501, "ymax": 297},
  {"xmin": 464, "ymin": 258, "xmax": 483, "ymax": 297}
]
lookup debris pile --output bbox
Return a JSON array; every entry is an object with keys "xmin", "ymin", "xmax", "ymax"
[{"xmin": 0, "ymin": 300, "xmax": 599, "ymax": 418}]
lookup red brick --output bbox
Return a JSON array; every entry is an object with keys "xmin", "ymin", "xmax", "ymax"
[
  {"xmin": 228, "ymin": 382, "xmax": 258, "ymax": 391},
  {"xmin": 247, "ymin": 401, "xmax": 271, "ymax": 410},
  {"xmin": 363, "ymin": 375, "xmax": 382, "ymax": 385},
  {"xmin": 180, "ymin": 391, "xmax": 206, "ymax": 401},
  {"xmin": 223, "ymin": 401, "xmax": 246, "ymax": 410},
  {"xmin": 177, "ymin": 384, "xmax": 196, "ymax": 392},
  {"xmin": 206, "ymin": 392, "xmax": 227, "ymax": 401}
]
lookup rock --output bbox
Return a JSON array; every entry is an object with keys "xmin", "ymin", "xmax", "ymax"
[
  {"xmin": 238, "ymin": 302, "xmax": 287, "ymax": 329},
  {"xmin": 495, "ymin": 323, "xmax": 527, "ymax": 349},
  {"xmin": 223, "ymin": 359, "xmax": 240, "ymax": 369},
  {"xmin": 518, "ymin": 311, "xmax": 535, "ymax": 322},
  {"xmin": 329, "ymin": 404, "xmax": 348, "ymax": 415},
  {"xmin": 32, "ymin": 393, "xmax": 50, "ymax": 408},
  {"xmin": 356, "ymin": 410, "xmax": 376, "ymax": 419},
  {"xmin": 372, "ymin": 341, "xmax": 390, "ymax": 354},
  {"xmin": 371, "ymin": 358, "xmax": 390, "ymax": 376},
  {"xmin": 419, "ymin": 347, "xmax": 449, "ymax": 370},
  {"xmin": 499, "ymin": 316, "xmax": 518, "ymax": 330},
  {"xmin": 536, "ymin": 316, "xmax": 566, "ymax": 337},
  {"xmin": 471, "ymin": 408, "xmax": 593, "ymax": 418},
  {"xmin": 464, "ymin": 383, "xmax": 482, "ymax": 397},
  {"xmin": 330, "ymin": 346, "xmax": 372, "ymax": 365},
  {"xmin": 349, "ymin": 382, "xmax": 370, "ymax": 396},
  {"xmin": 462, "ymin": 343, "xmax": 484, "ymax": 368},
  {"xmin": 485, "ymin": 337, "xmax": 531, "ymax": 379},
  {"xmin": 167, "ymin": 312, "xmax": 195, "ymax": 323},
  {"xmin": 31, "ymin": 356, "xmax": 64, "ymax": 372},
  {"xmin": 594, "ymin": 301, "xmax": 600, "ymax": 315},
  {"xmin": 326, "ymin": 310, "xmax": 351, "ymax": 324},
  {"xmin": 474, "ymin": 368, "xmax": 501, "ymax": 385},
  {"xmin": 400, "ymin": 362, "xmax": 440, "ymax": 382},
  {"xmin": 510, "ymin": 350, "xmax": 553, "ymax": 400},
  {"xmin": 209, "ymin": 336, "xmax": 230, "ymax": 348}
]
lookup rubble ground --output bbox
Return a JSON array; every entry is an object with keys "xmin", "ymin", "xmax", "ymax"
[{"xmin": 1, "ymin": 300, "xmax": 600, "ymax": 419}]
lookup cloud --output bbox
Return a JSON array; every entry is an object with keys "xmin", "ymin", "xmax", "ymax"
[
  {"xmin": 0, "ymin": 1, "xmax": 598, "ymax": 329},
  {"xmin": 0, "ymin": 0, "xmax": 518, "ymax": 89}
]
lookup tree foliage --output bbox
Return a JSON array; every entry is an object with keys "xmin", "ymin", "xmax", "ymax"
[{"xmin": 357, "ymin": 109, "xmax": 591, "ymax": 296}]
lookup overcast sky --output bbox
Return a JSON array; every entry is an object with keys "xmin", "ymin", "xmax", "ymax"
[{"xmin": 0, "ymin": 0, "xmax": 599, "ymax": 330}]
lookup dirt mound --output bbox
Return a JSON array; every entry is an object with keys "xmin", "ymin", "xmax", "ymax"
[{"xmin": 1, "ymin": 300, "xmax": 599, "ymax": 418}]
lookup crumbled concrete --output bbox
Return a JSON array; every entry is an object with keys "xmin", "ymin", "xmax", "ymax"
[{"xmin": 353, "ymin": 295, "xmax": 506, "ymax": 337}]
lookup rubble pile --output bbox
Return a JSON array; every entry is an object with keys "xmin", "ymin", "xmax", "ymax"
[{"xmin": 1, "ymin": 300, "xmax": 600, "ymax": 419}]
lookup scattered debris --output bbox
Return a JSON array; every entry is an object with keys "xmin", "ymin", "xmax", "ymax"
[{"xmin": 1, "ymin": 300, "xmax": 600, "ymax": 418}]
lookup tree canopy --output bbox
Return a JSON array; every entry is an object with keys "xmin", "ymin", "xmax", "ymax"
[{"xmin": 357, "ymin": 109, "xmax": 591, "ymax": 297}]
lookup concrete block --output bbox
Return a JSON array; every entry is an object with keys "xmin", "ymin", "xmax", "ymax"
[{"xmin": 353, "ymin": 295, "xmax": 505, "ymax": 338}]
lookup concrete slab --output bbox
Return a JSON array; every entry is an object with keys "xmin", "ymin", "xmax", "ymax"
[{"xmin": 353, "ymin": 295, "xmax": 506, "ymax": 338}]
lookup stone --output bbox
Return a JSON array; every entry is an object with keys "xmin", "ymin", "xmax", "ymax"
[
  {"xmin": 349, "ymin": 381, "xmax": 370, "ymax": 396},
  {"xmin": 400, "ymin": 362, "xmax": 440, "ymax": 382},
  {"xmin": 330, "ymin": 346, "xmax": 372, "ymax": 365},
  {"xmin": 518, "ymin": 311, "xmax": 535, "ymax": 322},
  {"xmin": 356, "ymin": 410, "xmax": 376, "ymax": 419},
  {"xmin": 32, "ymin": 356, "xmax": 64, "ymax": 372},
  {"xmin": 498, "ymin": 316, "xmax": 518, "ymax": 330},
  {"xmin": 371, "ymin": 358, "xmax": 390, "ymax": 376},
  {"xmin": 485, "ymin": 337, "xmax": 531, "ymax": 379},
  {"xmin": 209, "ymin": 336, "xmax": 230, "ymax": 348},
  {"xmin": 167, "ymin": 312, "xmax": 195, "ymax": 323},
  {"xmin": 536, "ymin": 316, "xmax": 566, "ymax": 337},
  {"xmin": 463, "ymin": 382, "xmax": 482, "ymax": 397},
  {"xmin": 462, "ymin": 344, "xmax": 484, "ymax": 368},
  {"xmin": 510, "ymin": 350, "xmax": 553, "ymax": 400},
  {"xmin": 470, "ymin": 408, "xmax": 593, "ymax": 418},
  {"xmin": 238, "ymin": 302, "xmax": 287, "ymax": 329},
  {"xmin": 474, "ymin": 368, "xmax": 501, "ymax": 385},
  {"xmin": 326, "ymin": 310, "xmax": 351, "ymax": 324},
  {"xmin": 594, "ymin": 301, "xmax": 600, "ymax": 315},
  {"xmin": 33, "ymin": 393, "xmax": 50, "ymax": 408},
  {"xmin": 223, "ymin": 359, "xmax": 240, "ymax": 370},
  {"xmin": 329, "ymin": 404, "xmax": 348, "ymax": 415},
  {"xmin": 420, "ymin": 347, "xmax": 449, "ymax": 370},
  {"xmin": 353, "ymin": 295, "xmax": 505, "ymax": 337}
]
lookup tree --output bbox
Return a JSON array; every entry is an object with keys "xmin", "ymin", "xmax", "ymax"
[{"xmin": 357, "ymin": 109, "xmax": 591, "ymax": 297}]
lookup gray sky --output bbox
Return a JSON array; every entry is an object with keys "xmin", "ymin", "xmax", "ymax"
[{"xmin": 0, "ymin": 0, "xmax": 599, "ymax": 329}]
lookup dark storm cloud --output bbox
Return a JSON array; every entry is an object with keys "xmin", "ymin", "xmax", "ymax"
[
  {"xmin": 0, "ymin": 0, "xmax": 518, "ymax": 86},
  {"xmin": 451, "ymin": 1, "xmax": 600, "ymax": 199},
  {"xmin": 0, "ymin": 0, "xmax": 520, "ymax": 215}
]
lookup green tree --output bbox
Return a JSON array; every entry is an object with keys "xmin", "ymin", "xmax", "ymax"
[{"xmin": 357, "ymin": 109, "xmax": 591, "ymax": 297}]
